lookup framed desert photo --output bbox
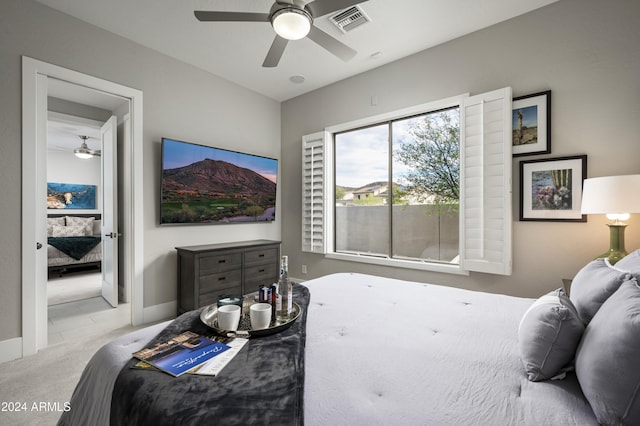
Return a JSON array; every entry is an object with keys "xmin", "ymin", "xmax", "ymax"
[
  {"xmin": 519, "ymin": 155, "xmax": 587, "ymax": 222},
  {"xmin": 512, "ymin": 90, "xmax": 551, "ymax": 157}
]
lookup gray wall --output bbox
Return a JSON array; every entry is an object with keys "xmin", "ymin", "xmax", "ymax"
[
  {"xmin": 0, "ymin": 1, "xmax": 280, "ymax": 342},
  {"xmin": 281, "ymin": 0, "xmax": 640, "ymax": 298}
]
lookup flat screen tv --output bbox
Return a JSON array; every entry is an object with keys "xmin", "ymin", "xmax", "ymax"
[{"xmin": 160, "ymin": 138, "xmax": 278, "ymax": 225}]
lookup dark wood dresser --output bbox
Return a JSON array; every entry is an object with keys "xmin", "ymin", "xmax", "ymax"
[{"xmin": 175, "ymin": 240, "xmax": 280, "ymax": 314}]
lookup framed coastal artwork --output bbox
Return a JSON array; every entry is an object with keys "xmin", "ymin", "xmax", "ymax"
[
  {"xmin": 512, "ymin": 90, "xmax": 551, "ymax": 157},
  {"xmin": 519, "ymin": 155, "xmax": 587, "ymax": 222}
]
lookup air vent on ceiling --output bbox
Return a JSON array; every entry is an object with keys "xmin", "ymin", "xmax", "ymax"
[{"xmin": 330, "ymin": 5, "xmax": 371, "ymax": 33}]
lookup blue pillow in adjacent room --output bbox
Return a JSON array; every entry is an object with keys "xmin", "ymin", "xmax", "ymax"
[
  {"xmin": 569, "ymin": 258, "xmax": 629, "ymax": 324},
  {"xmin": 518, "ymin": 289, "xmax": 584, "ymax": 382},
  {"xmin": 575, "ymin": 278, "xmax": 640, "ymax": 425}
]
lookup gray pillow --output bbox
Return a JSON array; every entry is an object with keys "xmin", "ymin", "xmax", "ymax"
[
  {"xmin": 569, "ymin": 258, "xmax": 628, "ymax": 324},
  {"xmin": 615, "ymin": 248, "xmax": 640, "ymax": 277},
  {"xmin": 575, "ymin": 279, "xmax": 640, "ymax": 425},
  {"xmin": 518, "ymin": 289, "xmax": 584, "ymax": 382}
]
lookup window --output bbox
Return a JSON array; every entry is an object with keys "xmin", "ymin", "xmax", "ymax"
[
  {"xmin": 302, "ymin": 89, "xmax": 512, "ymax": 275},
  {"xmin": 334, "ymin": 107, "xmax": 460, "ymax": 263}
]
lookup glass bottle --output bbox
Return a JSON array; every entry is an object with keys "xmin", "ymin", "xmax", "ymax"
[{"xmin": 277, "ymin": 255, "xmax": 292, "ymax": 321}]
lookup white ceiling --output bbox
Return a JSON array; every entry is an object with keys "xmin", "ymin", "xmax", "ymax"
[
  {"xmin": 37, "ymin": 0, "xmax": 558, "ymax": 102},
  {"xmin": 46, "ymin": 78, "xmax": 127, "ymax": 153}
]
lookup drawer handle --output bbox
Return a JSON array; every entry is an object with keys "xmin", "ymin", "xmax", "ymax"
[
  {"xmin": 218, "ymin": 259, "xmax": 226, "ymax": 264},
  {"xmin": 259, "ymin": 268, "xmax": 265, "ymax": 273},
  {"xmin": 258, "ymin": 254, "xmax": 265, "ymax": 258},
  {"xmin": 218, "ymin": 276, "xmax": 226, "ymax": 281}
]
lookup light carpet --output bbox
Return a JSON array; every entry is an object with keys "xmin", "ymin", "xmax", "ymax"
[{"xmin": 0, "ymin": 325, "xmax": 142, "ymax": 425}]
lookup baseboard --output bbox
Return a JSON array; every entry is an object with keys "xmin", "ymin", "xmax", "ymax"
[
  {"xmin": 142, "ymin": 300, "xmax": 177, "ymax": 324},
  {"xmin": 0, "ymin": 337, "xmax": 23, "ymax": 364}
]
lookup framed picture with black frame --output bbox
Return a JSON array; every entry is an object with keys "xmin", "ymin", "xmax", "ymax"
[
  {"xmin": 512, "ymin": 90, "xmax": 551, "ymax": 157},
  {"xmin": 519, "ymin": 155, "xmax": 587, "ymax": 222}
]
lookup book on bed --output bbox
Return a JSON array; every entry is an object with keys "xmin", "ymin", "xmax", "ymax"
[{"xmin": 132, "ymin": 331, "xmax": 230, "ymax": 377}]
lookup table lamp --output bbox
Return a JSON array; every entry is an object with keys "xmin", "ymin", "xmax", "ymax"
[{"xmin": 580, "ymin": 174, "xmax": 640, "ymax": 264}]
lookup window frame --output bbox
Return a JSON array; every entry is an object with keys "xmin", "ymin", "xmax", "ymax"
[
  {"xmin": 326, "ymin": 95, "xmax": 469, "ymax": 275},
  {"xmin": 302, "ymin": 89, "xmax": 512, "ymax": 276}
]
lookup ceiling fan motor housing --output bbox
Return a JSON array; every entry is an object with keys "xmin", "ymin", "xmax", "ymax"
[{"xmin": 270, "ymin": 0, "xmax": 313, "ymax": 40}]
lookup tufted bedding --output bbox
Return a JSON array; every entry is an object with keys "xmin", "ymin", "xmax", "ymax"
[
  {"xmin": 58, "ymin": 272, "xmax": 599, "ymax": 425},
  {"xmin": 303, "ymin": 273, "xmax": 597, "ymax": 425}
]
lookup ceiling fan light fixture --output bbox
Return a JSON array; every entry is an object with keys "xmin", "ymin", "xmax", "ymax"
[
  {"xmin": 74, "ymin": 136, "xmax": 95, "ymax": 159},
  {"xmin": 74, "ymin": 146, "xmax": 93, "ymax": 159},
  {"xmin": 271, "ymin": 7, "xmax": 311, "ymax": 40}
]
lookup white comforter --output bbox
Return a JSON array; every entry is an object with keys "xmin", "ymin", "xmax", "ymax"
[
  {"xmin": 61, "ymin": 273, "xmax": 597, "ymax": 425},
  {"xmin": 302, "ymin": 273, "xmax": 597, "ymax": 425}
]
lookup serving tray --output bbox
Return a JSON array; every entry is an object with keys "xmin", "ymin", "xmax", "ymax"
[{"xmin": 200, "ymin": 302, "xmax": 301, "ymax": 338}]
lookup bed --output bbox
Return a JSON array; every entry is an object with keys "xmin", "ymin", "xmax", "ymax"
[
  {"xmin": 58, "ymin": 253, "xmax": 640, "ymax": 426},
  {"xmin": 47, "ymin": 216, "xmax": 102, "ymax": 276}
]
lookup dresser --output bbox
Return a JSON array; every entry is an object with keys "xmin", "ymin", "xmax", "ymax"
[{"xmin": 176, "ymin": 240, "xmax": 281, "ymax": 314}]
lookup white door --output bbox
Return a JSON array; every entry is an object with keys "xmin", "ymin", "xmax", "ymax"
[
  {"xmin": 101, "ymin": 116, "xmax": 118, "ymax": 307},
  {"xmin": 34, "ymin": 74, "xmax": 49, "ymax": 350}
]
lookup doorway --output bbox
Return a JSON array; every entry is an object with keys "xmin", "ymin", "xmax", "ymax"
[
  {"xmin": 45, "ymin": 110, "xmax": 126, "ymax": 345},
  {"xmin": 22, "ymin": 57, "xmax": 145, "ymax": 357}
]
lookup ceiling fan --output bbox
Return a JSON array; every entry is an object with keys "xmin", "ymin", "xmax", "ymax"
[
  {"xmin": 74, "ymin": 135, "xmax": 101, "ymax": 159},
  {"xmin": 194, "ymin": 0, "xmax": 368, "ymax": 67}
]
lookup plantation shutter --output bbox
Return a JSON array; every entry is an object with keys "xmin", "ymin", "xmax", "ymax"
[
  {"xmin": 459, "ymin": 87, "xmax": 513, "ymax": 275},
  {"xmin": 302, "ymin": 131, "xmax": 329, "ymax": 253}
]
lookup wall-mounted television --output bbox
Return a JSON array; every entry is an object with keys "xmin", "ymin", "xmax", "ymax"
[{"xmin": 160, "ymin": 138, "xmax": 278, "ymax": 225}]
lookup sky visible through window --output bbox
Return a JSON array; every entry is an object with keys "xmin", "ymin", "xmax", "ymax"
[{"xmin": 335, "ymin": 118, "xmax": 421, "ymax": 189}]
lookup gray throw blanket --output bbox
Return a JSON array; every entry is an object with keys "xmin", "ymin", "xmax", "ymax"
[{"xmin": 110, "ymin": 284, "xmax": 309, "ymax": 426}]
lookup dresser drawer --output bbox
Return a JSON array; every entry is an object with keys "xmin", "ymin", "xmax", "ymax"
[
  {"xmin": 199, "ymin": 252, "xmax": 242, "ymax": 274},
  {"xmin": 199, "ymin": 269, "xmax": 242, "ymax": 294},
  {"xmin": 244, "ymin": 262, "xmax": 279, "ymax": 292},
  {"xmin": 199, "ymin": 286, "xmax": 242, "ymax": 308},
  {"xmin": 244, "ymin": 247, "xmax": 279, "ymax": 267}
]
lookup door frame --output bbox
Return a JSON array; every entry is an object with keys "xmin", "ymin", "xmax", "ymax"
[{"xmin": 21, "ymin": 56, "xmax": 144, "ymax": 356}]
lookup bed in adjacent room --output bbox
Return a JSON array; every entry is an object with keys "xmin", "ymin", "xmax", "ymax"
[
  {"xmin": 58, "ymin": 252, "xmax": 640, "ymax": 425},
  {"xmin": 47, "ymin": 215, "xmax": 102, "ymax": 276}
]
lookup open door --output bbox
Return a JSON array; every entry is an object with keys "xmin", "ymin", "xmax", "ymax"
[{"xmin": 101, "ymin": 116, "xmax": 118, "ymax": 307}]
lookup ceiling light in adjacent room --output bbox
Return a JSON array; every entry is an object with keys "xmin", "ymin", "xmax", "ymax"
[{"xmin": 74, "ymin": 136, "xmax": 93, "ymax": 159}]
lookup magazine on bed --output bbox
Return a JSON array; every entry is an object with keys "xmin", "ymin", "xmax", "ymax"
[{"xmin": 132, "ymin": 331, "xmax": 230, "ymax": 377}]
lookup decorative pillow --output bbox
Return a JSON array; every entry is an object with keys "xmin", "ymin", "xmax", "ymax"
[
  {"xmin": 518, "ymin": 289, "xmax": 584, "ymax": 382},
  {"xmin": 51, "ymin": 224, "xmax": 87, "ymax": 237},
  {"xmin": 65, "ymin": 216, "xmax": 94, "ymax": 236},
  {"xmin": 575, "ymin": 279, "xmax": 640, "ymax": 425},
  {"xmin": 569, "ymin": 258, "xmax": 629, "ymax": 324},
  {"xmin": 615, "ymin": 248, "xmax": 640, "ymax": 277},
  {"xmin": 46, "ymin": 217, "xmax": 65, "ymax": 236}
]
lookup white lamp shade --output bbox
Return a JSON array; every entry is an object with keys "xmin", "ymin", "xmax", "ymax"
[
  {"xmin": 272, "ymin": 8, "xmax": 311, "ymax": 40},
  {"xmin": 581, "ymin": 174, "xmax": 640, "ymax": 215}
]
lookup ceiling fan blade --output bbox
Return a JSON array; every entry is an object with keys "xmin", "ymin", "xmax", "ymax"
[
  {"xmin": 304, "ymin": 0, "xmax": 368, "ymax": 18},
  {"xmin": 262, "ymin": 36, "xmax": 289, "ymax": 68},
  {"xmin": 307, "ymin": 26, "xmax": 356, "ymax": 62},
  {"xmin": 194, "ymin": 11, "xmax": 270, "ymax": 22}
]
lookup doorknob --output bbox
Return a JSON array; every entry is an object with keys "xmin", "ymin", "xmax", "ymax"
[
  {"xmin": 36, "ymin": 242, "xmax": 42, "ymax": 250},
  {"xmin": 105, "ymin": 232, "xmax": 122, "ymax": 238}
]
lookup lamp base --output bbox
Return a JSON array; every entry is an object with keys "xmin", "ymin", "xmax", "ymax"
[{"xmin": 595, "ymin": 223, "xmax": 627, "ymax": 265}]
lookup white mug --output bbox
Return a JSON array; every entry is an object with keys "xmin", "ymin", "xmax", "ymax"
[
  {"xmin": 217, "ymin": 304, "xmax": 241, "ymax": 331},
  {"xmin": 250, "ymin": 303, "xmax": 272, "ymax": 330}
]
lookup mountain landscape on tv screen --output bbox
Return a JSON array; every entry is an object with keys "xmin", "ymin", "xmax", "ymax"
[{"xmin": 162, "ymin": 158, "xmax": 276, "ymax": 224}]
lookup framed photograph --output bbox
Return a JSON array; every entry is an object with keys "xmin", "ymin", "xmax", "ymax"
[
  {"xmin": 512, "ymin": 90, "xmax": 551, "ymax": 157},
  {"xmin": 519, "ymin": 155, "xmax": 587, "ymax": 222}
]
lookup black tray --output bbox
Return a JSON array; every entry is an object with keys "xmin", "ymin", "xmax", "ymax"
[{"xmin": 200, "ymin": 302, "xmax": 301, "ymax": 338}]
